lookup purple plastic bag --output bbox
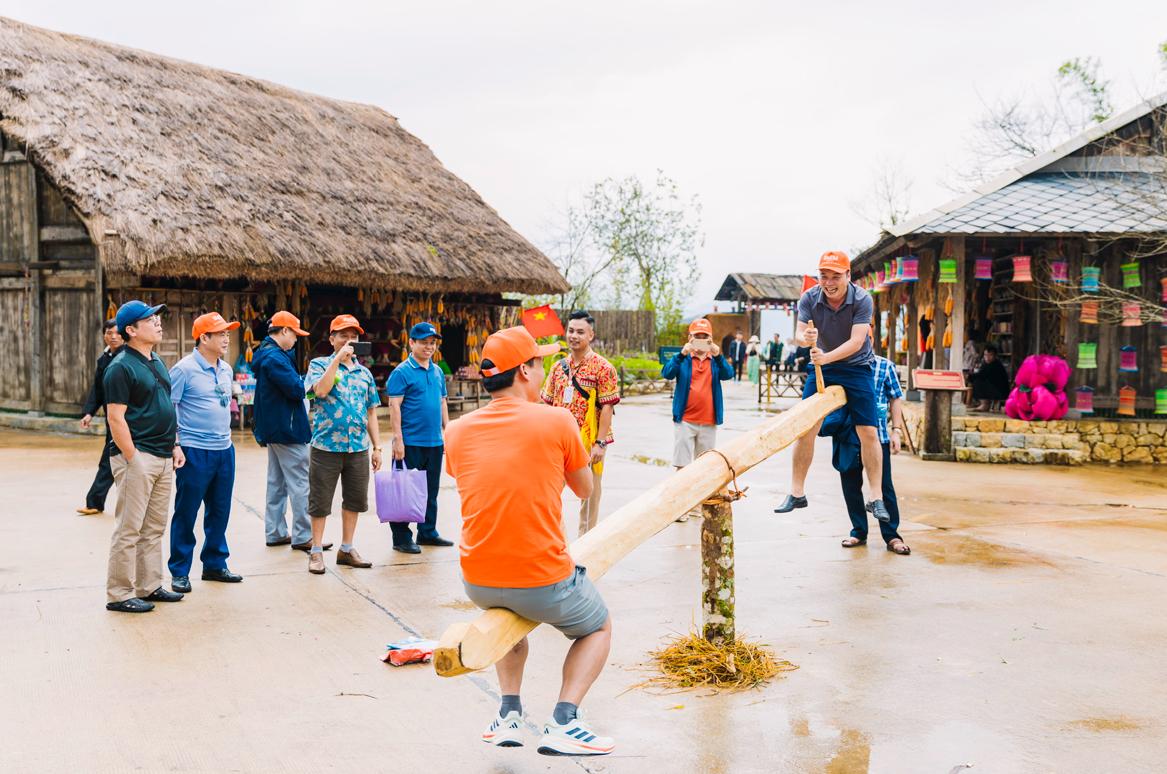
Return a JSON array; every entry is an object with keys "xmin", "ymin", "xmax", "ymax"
[{"xmin": 374, "ymin": 461, "xmax": 426, "ymax": 524}]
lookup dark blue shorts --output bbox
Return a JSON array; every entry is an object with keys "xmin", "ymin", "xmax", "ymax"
[{"xmin": 802, "ymin": 361, "xmax": 878, "ymax": 427}]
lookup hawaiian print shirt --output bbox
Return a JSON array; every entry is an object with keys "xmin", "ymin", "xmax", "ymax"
[
  {"xmin": 540, "ymin": 351, "xmax": 620, "ymax": 444},
  {"xmin": 304, "ymin": 356, "xmax": 381, "ymax": 452}
]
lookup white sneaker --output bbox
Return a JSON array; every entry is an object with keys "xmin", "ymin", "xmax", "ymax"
[
  {"xmin": 481, "ymin": 711, "xmax": 523, "ymax": 747},
  {"xmin": 537, "ymin": 714, "xmax": 615, "ymax": 756}
]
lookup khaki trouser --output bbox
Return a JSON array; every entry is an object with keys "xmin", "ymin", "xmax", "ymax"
[
  {"xmin": 578, "ymin": 467, "xmax": 603, "ymax": 536},
  {"xmin": 107, "ymin": 453, "xmax": 173, "ymax": 603}
]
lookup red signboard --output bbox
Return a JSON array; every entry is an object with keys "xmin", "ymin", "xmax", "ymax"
[{"xmin": 913, "ymin": 369, "xmax": 966, "ymax": 390}]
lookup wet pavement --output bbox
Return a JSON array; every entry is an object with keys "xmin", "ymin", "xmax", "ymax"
[{"xmin": 2, "ymin": 380, "xmax": 1165, "ymax": 773}]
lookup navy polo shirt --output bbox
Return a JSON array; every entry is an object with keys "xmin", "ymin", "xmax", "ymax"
[
  {"xmin": 796, "ymin": 283, "xmax": 874, "ymax": 367},
  {"xmin": 386, "ymin": 355, "xmax": 447, "ymax": 447}
]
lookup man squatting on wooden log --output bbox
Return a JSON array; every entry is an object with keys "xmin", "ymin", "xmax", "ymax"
[
  {"xmin": 774, "ymin": 250, "xmax": 892, "ymax": 524},
  {"xmin": 443, "ymin": 326, "xmax": 617, "ymax": 757}
]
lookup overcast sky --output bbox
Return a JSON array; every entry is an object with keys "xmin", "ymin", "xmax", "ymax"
[{"xmin": 6, "ymin": 1, "xmax": 1166, "ymax": 311}]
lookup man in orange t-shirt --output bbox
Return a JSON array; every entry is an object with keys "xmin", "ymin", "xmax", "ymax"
[
  {"xmin": 444, "ymin": 326, "xmax": 615, "ymax": 757},
  {"xmin": 660, "ymin": 319, "xmax": 735, "ymax": 520}
]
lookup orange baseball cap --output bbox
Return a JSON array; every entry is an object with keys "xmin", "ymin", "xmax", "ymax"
[
  {"xmin": 270, "ymin": 310, "xmax": 309, "ymax": 336},
  {"xmin": 688, "ymin": 318, "xmax": 713, "ymax": 336},
  {"xmin": 480, "ymin": 326, "xmax": 561, "ymax": 377},
  {"xmin": 818, "ymin": 250, "xmax": 850, "ymax": 274},
  {"xmin": 191, "ymin": 312, "xmax": 240, "ymax": 339},
  {"xmin": 329, "ymin": 314, "xmax": 365, "ymax": 334}
]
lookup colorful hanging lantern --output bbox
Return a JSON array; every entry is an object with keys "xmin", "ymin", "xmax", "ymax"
[
  {"xmin": 892, "ymin": 258, "xmax": 904, "ymax": 283},
  {"xmin": 1119, "ymin": 346, "xmax": 1138, "ymax": 373},
  {"xmin": 876, "ymin": 269, "xmax": 886, "ymax": 288},
  {"xmin": 1081, "ymin": 266, "xmax": 1101, "ymax": 292},
  {"xmin": 1161, "ymin": 344, "xmax": 1167, "ymax": 373},
  {"xmin": 1122, "ymin": 303, "xmax": 1142, "ymax": 327},
  {"xmin": 883, "ymin": 261, "xmax": 896, "ymax": 285},
  {"xmin": 1156, "ymin": 388, "xmax": 1167, "ymax": 415},
  {"xmin": 1117, "ymin": 386, "xmax": 1137, "ymax": 417},
  {"xmin": 1120, "ymin": 261, "xmax": 1141, "ymax": 289},
  {"xmin": 1074, "ymin": 386, "xmax": 1095, "ymax": 414},
  {"xmin": 1161, "ymin": 276, "xmax": 1167, "ymax": 303},
  {"xmin": 1079, "ymin": 300, "xmax": 1099, "ymax": 325},
  {"xmin": 1077, "ymin": 342, "xmax": 1097, "ymax": 369},
  {"xmin": 1050, "ymin": 260, "xmax": 1069, "ymax": 284},
  {"xmin": 901, "ymin": 256, "xmax": 919, "ymax": 282},
  {"xmin": 974, "ymin": 257, "xmax": 993, "ymax": 280},
  {"xmin": 939, "ymin": 257, "xmax": 958, "ymax": 283},
  {"xmin": 1012, "ymin": 255, "xmax": 1032, "ymax": 282}
]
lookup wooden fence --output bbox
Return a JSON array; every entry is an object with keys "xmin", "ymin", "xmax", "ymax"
[{"xmin": 559, "ymin": 309, "xmax": 656, "ymax": 354}]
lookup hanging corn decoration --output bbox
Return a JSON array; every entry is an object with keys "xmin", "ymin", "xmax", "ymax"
[
  {"xmin": 106, "ymin": 296, "xmax": 117, "ymax": 321},
  {"xmin": 944, "ymin": 292, "xmax": 954, "ymax": 316},
  {"xmin": 942, "ymin": 327, "xmax": 953, "ymax": 348}
]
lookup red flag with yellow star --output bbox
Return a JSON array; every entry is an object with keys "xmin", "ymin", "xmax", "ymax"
[{"xmin": 521, "ymin": 304, "xmax": 564, "ymax": 338}]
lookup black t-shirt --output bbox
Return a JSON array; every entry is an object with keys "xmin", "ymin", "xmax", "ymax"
[{"xmin": 102, "ymin": 347, "xmax": 178, "ymax": 458}]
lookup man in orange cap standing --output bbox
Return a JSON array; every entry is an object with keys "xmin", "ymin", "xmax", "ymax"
[
  {"xmin": 168, "ymin": 312, "xmax": 244, "ymax": 593},
  {"xmin": 304, "ymin": 314, "xmax": 383, "ymax": 574},
  {"xmin": 253, "ymin": 311, "xmax": 321, "ymax": 552},
  {"xmin": 661, "ymin": 318, "xmax": 734, "ymax": 521},
  {"xmin": 774, "ymin": 251, "xmax": 891, "ymax": 524},
  {"xmin": 445, "ymin": 326, "xmax": 615, "ymax": 756}
]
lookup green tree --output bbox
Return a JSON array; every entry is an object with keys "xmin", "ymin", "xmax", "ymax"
[{"xmin": 582, "ymin": 171, "xmax": 703, "ymax": 333}]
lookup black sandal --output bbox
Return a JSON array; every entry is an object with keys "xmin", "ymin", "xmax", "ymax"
[{"xmin": 886, "ymin": 539, "xmax": 911, "ymax": 555}]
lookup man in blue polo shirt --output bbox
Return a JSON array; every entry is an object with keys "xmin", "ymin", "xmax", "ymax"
[
  {"xmin": 386, "ymin": 322, "xmax": 452, "ymax": 553},
  {"xmin": 168, "ymin": 312, "xmax": 244, "ymax": 593},
  {"xmin": 774, "ymin": 250, "xmax": 890, "ymax": 523}
]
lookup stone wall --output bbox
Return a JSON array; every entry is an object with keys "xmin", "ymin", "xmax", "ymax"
[{"xmin": 951, "ymin": 417, "xmax": 1167, "ymax": 465}]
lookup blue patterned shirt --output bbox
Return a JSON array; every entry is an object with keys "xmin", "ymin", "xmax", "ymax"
[
  {"xmin": 304, "ymin": 356, "xmax": 380, "ymax": 452},
  {"xmin": 872, "ymin": 356, "xmax": 903, "ymax": 444}
]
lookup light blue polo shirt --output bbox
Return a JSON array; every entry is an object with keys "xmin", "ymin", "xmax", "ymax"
[
  {"xmin": 169, "ymin": 349, "xmax": 234, "ymax": 450},
  {"xmin": 386, "ymin": 355, "xmax": 447, "ymax": 447}
]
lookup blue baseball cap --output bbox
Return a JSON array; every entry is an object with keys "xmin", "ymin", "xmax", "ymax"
[
  {"xmin": 115, "ymin": 300, "xmax": 166, "ymax": 335},
  {"xmin": 408, "ymin": 322, "xmax": 442, "ymax": 340}
]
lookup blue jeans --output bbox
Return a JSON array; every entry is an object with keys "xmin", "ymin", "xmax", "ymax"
[
  {"xmin": 839, "ymin": 441, "xmax": 901, "ymax": 544},
  {"xmin": 168, "ymin": 446, "xmax": 235, "ymax": 576},
  {"xmin": 265, "ymin": 443, "xmax": 311, "ymax": 545},
  {"xmin": 390, "ymin": 444, "xmax": 443, "ymax": 544}
]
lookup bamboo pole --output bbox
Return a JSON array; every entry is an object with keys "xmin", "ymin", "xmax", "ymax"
[
  {"xmin": 806, "ymin": 321, "xmax": 824, "ymax": 394},
  {"xmin": 433, "ymin": 385, "xmax": 847, "ymax": 677}
]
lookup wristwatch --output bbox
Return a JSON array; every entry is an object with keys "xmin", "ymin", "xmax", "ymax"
[
  {"xmin": 594, "ymin": 440, "xmax": 608, "ymax": 449},
  {"xmin": 373, "ymin": 446, "xmax": 384, "ymax": 451}
]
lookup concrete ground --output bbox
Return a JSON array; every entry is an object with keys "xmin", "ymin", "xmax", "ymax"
[{"xmin": 2, "ymin": 380, "xmax": 1165, "ymax": 773}]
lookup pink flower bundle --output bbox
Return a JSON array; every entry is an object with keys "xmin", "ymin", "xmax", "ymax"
[{"xmin": 1005, "ymin": 354, "xmax": 1071, "ymax": 421}]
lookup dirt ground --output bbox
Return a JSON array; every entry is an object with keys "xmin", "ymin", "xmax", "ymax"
[{"xmin": 2, "ymin": 381, "xmax": 1165, "ymax": 773}]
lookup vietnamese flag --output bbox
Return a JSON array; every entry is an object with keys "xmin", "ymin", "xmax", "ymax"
[
  {"xmin": 801, "ymin": 275, "xmax": 818, "ymax": 294},
  {"xmin": 521, "ymin": 304, "xmax": 564, "ymax": 338}
]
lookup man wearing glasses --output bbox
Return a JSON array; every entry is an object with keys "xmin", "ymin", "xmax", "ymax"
[
  {"xmin": 103, "ymin": 301, "xmax": 183, "ymax": 613},
  {"xmin": 167, "ymin": 312, "xmax": 244, "ymax": 593}
]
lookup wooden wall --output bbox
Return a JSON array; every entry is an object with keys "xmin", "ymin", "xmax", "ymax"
[{"xmin": 0, "ymin": 136, "xmax": 99, "ymax": 414}]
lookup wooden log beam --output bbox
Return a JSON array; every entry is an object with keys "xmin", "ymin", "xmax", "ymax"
[
  {"xmin": 700, "ymin": 495, "xmax": 736, "ymax": 645},
  {"xmin": 433, "ymin": 385, "xmax": 847, "ymax": 677}
]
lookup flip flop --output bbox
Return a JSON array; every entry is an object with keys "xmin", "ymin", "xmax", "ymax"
[
  {"xmin": 841, "ymin": 537, "xmax": 866, "ymax": 548},
  {"xmin": 886, "ymin": 539, "xmax": 911, "ymax": 555}
]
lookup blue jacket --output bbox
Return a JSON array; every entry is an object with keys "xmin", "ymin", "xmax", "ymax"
[
  {"xmin": 252, "ymin": 337, "xmax": 311, "ymax": 446},
  {"xmin": 661, "ymin": 352, "xmax": 734, "ymax": 425}
]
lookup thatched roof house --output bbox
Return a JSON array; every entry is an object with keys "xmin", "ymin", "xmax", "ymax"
[
  {"xmin": 0, "ymin": 16, "xmax": 566, "ymax": 294},
  {"xmin": 0, "ymin": 17, "xmax": 566, "ymax": 416}
]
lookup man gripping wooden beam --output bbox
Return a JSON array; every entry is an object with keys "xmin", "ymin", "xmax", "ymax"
[
  {"xmin": 774, "ymin": 250, "xmax": 892, "ymax": 524},
  {"xmin": 442, "ymin": 325, "xmax": 616, "ymax": 757}
]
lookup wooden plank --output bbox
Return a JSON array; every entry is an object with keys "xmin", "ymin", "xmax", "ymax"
[
  {"xmin": 39, "ymin": 225, "xmax": 89, "ymax": 243},
  {"xmin": 0, "ymin": 284, "xmax": 31, "ymax": 403},
  {"xmin": 43, "ymin": 286, "xmax": 96, "ymax": 407},
  {"xmin": 433, "ymin": 386, "xmax": 848, "ymax": 677},
  {"xmin": 42, "ymin": 273, "xmax": 95, "ymax": 290}
]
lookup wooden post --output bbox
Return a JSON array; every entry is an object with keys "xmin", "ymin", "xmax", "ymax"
[
  {"xmin": 948, "ymin": 236, "xmax": 967, "ymax": 377},
  {"xmin": 700, "ymin": 493, "xmax": 735, "ymax": 645},
  {"xmin": 433, "ymin": 385, "xmax": 848, "ymax": 677},
  {"xmin": 921, "ymin": 388, "xmax": 954, "ymax": 460}
]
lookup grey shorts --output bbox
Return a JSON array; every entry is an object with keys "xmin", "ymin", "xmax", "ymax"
[
  {"xmin": 308, "ymin": 447, "xmax": 370, "ymax": 517},
  {"xmin": 463, "ymin": 565, "xmax": 609, "ymax": 640},
  {"xmin": 673, "ymin": 421, "xmax": 717, "ymax": 467}
]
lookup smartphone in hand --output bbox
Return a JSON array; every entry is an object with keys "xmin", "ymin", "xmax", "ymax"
[{"xmin": 350, "ymin": 341, "xmax": 372, "ymax": 357}]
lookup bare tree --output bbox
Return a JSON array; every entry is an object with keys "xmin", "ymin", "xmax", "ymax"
[{"xmin": 852, "ymin": 158, "xmax": 914, "ymax": 232}]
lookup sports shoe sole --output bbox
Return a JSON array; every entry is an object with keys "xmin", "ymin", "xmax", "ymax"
[{"xmin": 537, "ymin": 737, "xmax": 614, "ymax": 756}]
